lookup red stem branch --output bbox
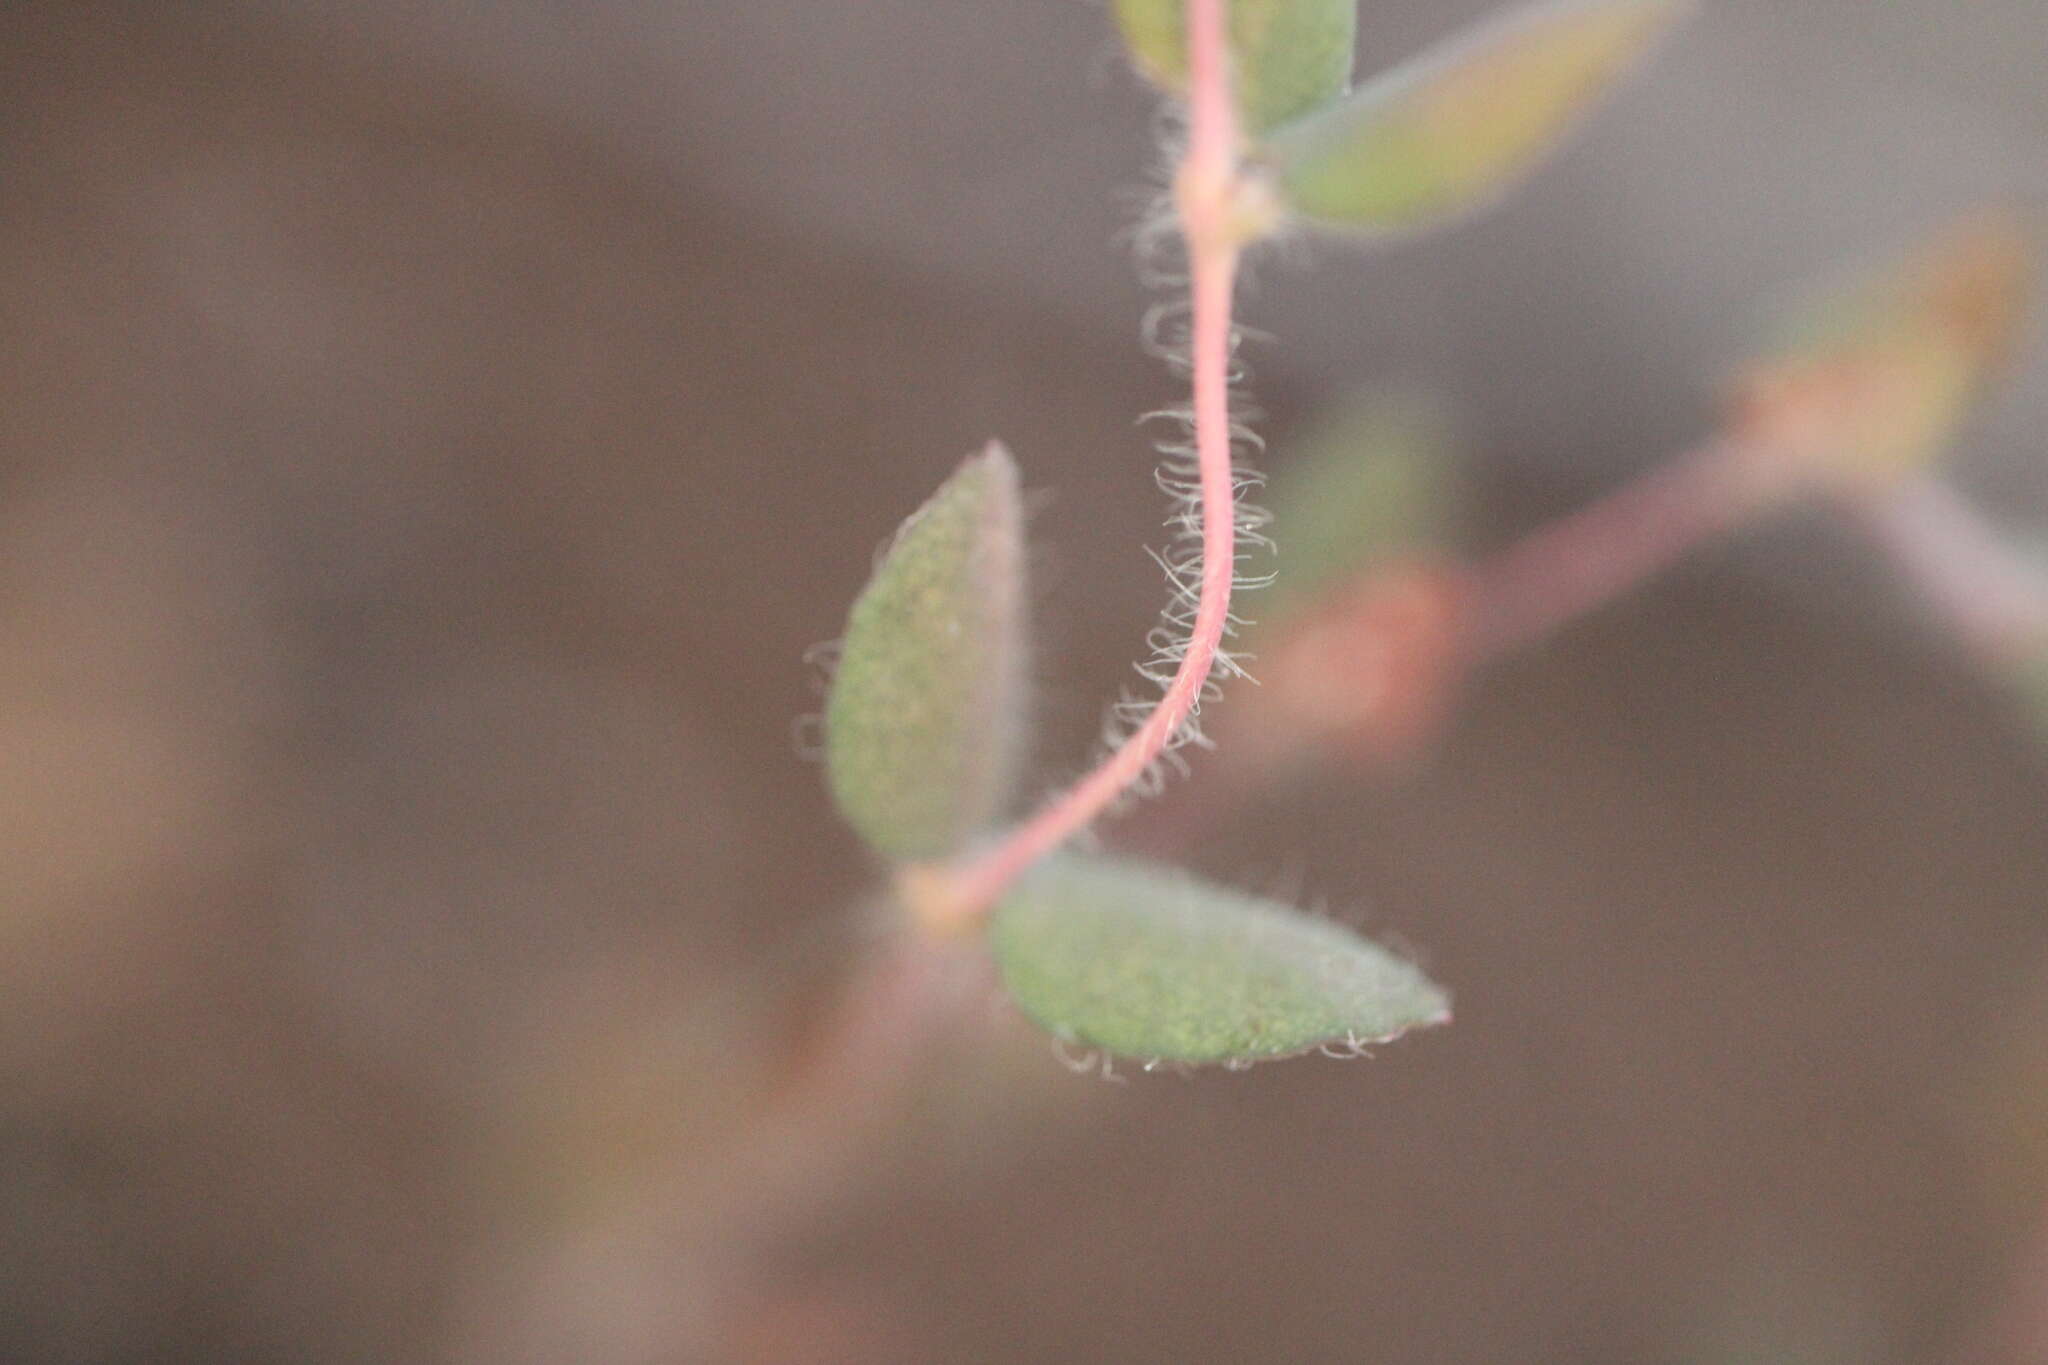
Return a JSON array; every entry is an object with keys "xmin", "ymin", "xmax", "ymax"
[
  {"xmin": 1465, "ymin": 436, "xmax": 1760, "ymax": 660},
  {"xmin": 1847, "ymin": 475, "xmax": 2048, "ymax": 665}
]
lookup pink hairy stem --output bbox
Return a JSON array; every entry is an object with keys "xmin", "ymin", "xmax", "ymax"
[{"xmin": 924, "ymin": 0, "xmax": 1248, "ymax": 928}]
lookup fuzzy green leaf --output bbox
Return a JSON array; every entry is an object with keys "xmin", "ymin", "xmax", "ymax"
[
  {"xmin": 1264, "ymin": 0, "xmax": 1692, "ymax": 236},
  {"xmin": 1263, "ymin": 391, "xmax": 1459, "ymax": 623},
  {"xmin": 991, "ymin": 853, "xmax": 1449, "ymax": 1066},
  {"xmin": 1113, "ymin": 0, "xmax": 1357, "ymax": 135},
  {"xmin": 825, "ymin": 444, "xmax": 1028, "ymax": 862}
]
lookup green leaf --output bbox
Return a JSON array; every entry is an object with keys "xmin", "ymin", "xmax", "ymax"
[
  {"xmin": 1113, "ymin": 0, "xmax": 1357, "ymax": 135},
  {"xmin": 1262, "ymin": 391, "xmax": 1459, "ymax": 623},
  {"xmin": 991, "ymin": 852, "xmax": 1449, "ymax": 1066},
  {"xmin": 825, "ymin": 444, "xmax": 1029, "ymax": 862},
  {"xmin": 1263, "ymin": 0, "xmax": 1693, "ymax": 236},
  {"xmin": 1730, "ymin": 212, "xmax": 2033, "ymax": 489}
]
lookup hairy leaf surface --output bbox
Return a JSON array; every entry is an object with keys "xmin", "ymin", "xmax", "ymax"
[
  {"xmin": 825, "ymin": 445, "xmax": 1028, "ymax": 861},
  {"xmin": 992, "ymin": 853, "xmax": 1449, "ymax": 1065}
]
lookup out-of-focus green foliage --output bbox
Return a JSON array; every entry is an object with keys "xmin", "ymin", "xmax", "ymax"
[
  {"xmin": 1112, "ymin": 0, "xmax": 1356, "ymax": 135},
  {"xmin": 991, "ymin": 852, "xmax": 1449, "ymax": 1065},
  {"xmin": 1262, "ymin": 391, "xmax": 1459, "ymax": 623},
  {"xmin": 1731, "ymin": 212, "xmax": 2033, "ymax": 490},
  {"xmin": 1214, "ymin": 394, "xmax": 1467, "ymax": 770},
  {"xmin": 1263, "ymin": 0, "xmax": 1693, "ymax": 236},
  {"xmin": 825, "ymin": 445, "xmax": 1029, "ymax": 862}
]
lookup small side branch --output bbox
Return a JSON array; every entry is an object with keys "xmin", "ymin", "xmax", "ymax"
[
  {"xmin": 1848, "ymin": 476, "xmax": 2048, "ymax": 665},
  {"xmin": 1466, "ymin": 437, "xmax": 1761, "ymax": 660}
]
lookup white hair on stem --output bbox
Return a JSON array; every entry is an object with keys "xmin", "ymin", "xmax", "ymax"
[{"xmin": 1097, "ymin": 187, "xmax": 1273, "ymax": 810}]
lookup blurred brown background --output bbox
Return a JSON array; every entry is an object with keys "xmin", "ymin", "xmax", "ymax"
[{"xmin": 5, "ymin": 1, "xmax": 2048, "ymax": 1361}]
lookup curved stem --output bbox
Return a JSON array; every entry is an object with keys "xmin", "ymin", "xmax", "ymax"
[{"xmin": 934, "ymin": 0, "xmax": 1244, "ymax": 924}]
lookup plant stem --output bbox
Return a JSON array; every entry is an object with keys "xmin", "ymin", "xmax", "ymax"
[
  {"xmin": 1465, "ymin": 435, "xmax": 1763, "ymax": 660},
  {"xmin": 701, "ymin": 934, "xmax": 968, "ymax": 1230},
  {"xmin": 1847, "ymin": 475, "xmax": 2048, "ymax": 665},
  {"xmin": 935, "ymin": 0, "xmax": 1245, "ymax": 925}
]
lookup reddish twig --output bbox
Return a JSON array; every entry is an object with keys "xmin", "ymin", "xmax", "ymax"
[
  {"xmin": 1847, "ymin": 476, "xmax": 2048, "ymax": 666},
  {"xmin": 1465, "ymin": 436, "xmax": 1765, "ymax": 660}
]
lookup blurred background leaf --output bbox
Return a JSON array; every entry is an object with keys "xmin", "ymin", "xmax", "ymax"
[
  {"xmin": 1196, "ymin": 392, "xmax": 1470, "ymax": 773},
  {"xmin": 1731, "ymin": 212, "xmax": 2034, "ymax": 492},
  {"xmin": 1112, "ymin": 0, "xmax": 1357, "ymax": 135},
  {"xmin": 1264, "ymin": 0, "xmax": 1694, "ymax": 236},
  {"xmin": 1260, "ymin": 389, "xmax": 1461, "ymax": 622}
]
